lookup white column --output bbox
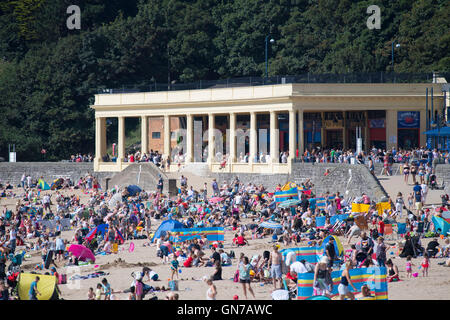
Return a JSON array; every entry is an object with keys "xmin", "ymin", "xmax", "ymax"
[
  {"xmin": 229, "ymin": 112, "xmax": 236, "ymax": 163},
  {"xmin": 298, "ymin": 110, "xmax": 304, "ymax": 155},
  {"xmin": 270, "ymin": 111, "xmax": 279, "ymax": 163},
  {"xmin": 118, "ymin": 116, "xmax": 126, "ymax": 163},
  {"xmin": 386, "ymin": 110, "xmax": 398, "ymax": 150},
  {"xmin": 343, "ymin": 111, "xmax": 347, "ymax": 150},
  {"xmin": 141, "ymin": 116, "xmax": 148, "ymax": 155},
  {"xmin": 249, "ymin": 112, "xmax": 257, "ymax": 164},
  {"xmin": 289, "ymin": 110, "xmax": 296, "ymax": 161},
  {"xmin": 208, "ymin": 113, "xmax": 215, "ymax": 164},
  {"xmin": 163, "ymin": 115, "xmax": 171, "ymax": 161},
  {"xmin": 186, "ymin": 114, "xmax": 193, "ymax": 163},
  {"xmin": 94, "ymin": 117, "xmax": 106, "ymax": 170}
]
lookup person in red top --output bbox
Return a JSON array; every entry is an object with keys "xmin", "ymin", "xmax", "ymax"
[
  {"xmin": 377, "ymin": 216, "xmax": 385, "ymax": 237},
  {"xmin": 232, "ymin": 233, "xmax": 248, "ymax": 246},
  {"xmin": 237, "ymin": 234, "xmax": 248, "ymax": 246},
  {"xmin": 183, "ymin": 253, "xmax": 194, "ymax": 267}
]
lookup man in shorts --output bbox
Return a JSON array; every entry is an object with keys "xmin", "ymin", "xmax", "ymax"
[{"xmin": 269, "ymin": 245, "xmax": 283, "ymax": 289}]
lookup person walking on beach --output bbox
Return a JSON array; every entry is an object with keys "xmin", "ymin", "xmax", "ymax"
[
  {"xmin": 29, "ymin": 276, "xmax": 41, "ymax": 300},
  {"xmin": 269, "ymin": 245, "xmax": 283, "ymax": 289},
  {"xmin": 205, "ymin": 279, "xmax": 217, "ymax": 300},
  {"xmin": 239, "ymin": 256, "xmax": 255, "ymax": 299},
  {"xmin": 338, "ymin": 261, "xmax": 357, "ymax": 300},
  {"xmin": 421, "ymin": 253, "xmax": 430, "ymax": 277}
]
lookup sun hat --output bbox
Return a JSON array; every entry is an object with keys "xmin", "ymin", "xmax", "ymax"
[{"xmin": 320, "ymin": 256, "xmax": 329, "ymax": 264}]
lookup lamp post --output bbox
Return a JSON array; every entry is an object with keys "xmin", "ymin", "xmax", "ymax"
[
  {"xmin": 391, "ymin": 40, "xmax": 400, "ymax": 72},
  {"xmin": 265, "ymin": 35, "xmax": 275, "ymax": 81}
]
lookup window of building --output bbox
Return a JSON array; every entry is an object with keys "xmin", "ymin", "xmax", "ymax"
[{"xmin": 152, "ymin": 132, "xmax": 161, "ymax": 139}]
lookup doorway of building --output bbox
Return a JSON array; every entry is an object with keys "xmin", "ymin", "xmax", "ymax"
[{"xmin": 326, "ymin": 129, "xmax": 343, "ymax": 149}]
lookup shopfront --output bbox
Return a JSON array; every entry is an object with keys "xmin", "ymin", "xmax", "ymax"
[{"xmin": 397, "ymin": 111, "xmax": 420, "ymax": 149}]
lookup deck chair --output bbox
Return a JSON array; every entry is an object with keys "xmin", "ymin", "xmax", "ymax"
[{"xmin": 332, "ymin": 220, "xmax": 345, "ymax": 235}]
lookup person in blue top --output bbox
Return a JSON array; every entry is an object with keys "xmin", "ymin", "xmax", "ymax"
[
  {"xmin": 29, "ymin": 276, "xmax": 41, "ymax": 300},
  {"xmin": 413, "ymin": 182, "xmax": 423, "ymax": 213},
  {"xmin": 309, "ymin": 197, "xmax": 316, "ymax": 211}
]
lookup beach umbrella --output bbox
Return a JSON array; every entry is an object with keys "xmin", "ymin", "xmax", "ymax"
[
  {"xmin": 68, "ymin": 244, "xmax": 96, "ymax": 263},
  {"xmin": 278, "ymin": 199, "xmax": 301, "ymax": 208},
  {"xmin": 108, "ymin": 193, "xmax": 122, "ymax": 208},
  {"xmin": 127, "ymin": 185, "xmax": 142, "ymax": 196},
  {"xmin": 209, "ymin": 197, "xmax": 224, "ymax": 204},
  {"xmin": 259, "ymin": 221, "xmax": 283, "ymax": 229}
]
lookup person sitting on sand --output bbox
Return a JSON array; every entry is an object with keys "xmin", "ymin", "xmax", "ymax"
[{"xmin": 386, "ymin": 259, "xmax": 399, "ymax": 282}]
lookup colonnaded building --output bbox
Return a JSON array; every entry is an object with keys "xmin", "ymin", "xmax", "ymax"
[{"xmin": 91, "ymin": 75, "xmax": 449, "ymax": 175}]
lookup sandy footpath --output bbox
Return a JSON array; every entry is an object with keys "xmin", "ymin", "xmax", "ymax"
[{"xmin": 1, "ymin": 188, "xmax": 449, "ymax": 300}]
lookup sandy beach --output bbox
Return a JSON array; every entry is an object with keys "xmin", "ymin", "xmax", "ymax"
[{"xmin": 2, "ymin": 186, "xmax": 449, "ymax": 301}]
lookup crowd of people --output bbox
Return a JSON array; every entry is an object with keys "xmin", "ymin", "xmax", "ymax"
[{"xmin": 0, "ymin": 158, "xmax": 449, "ymax": 300}]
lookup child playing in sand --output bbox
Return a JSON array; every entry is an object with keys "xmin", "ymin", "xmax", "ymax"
[
  {"xmin": 170, "ymin": 254, "xmax": 179, "ymax": 280},
  {"xmin": 101, "ymin": 278, "xmax": 112, "ymax": 300},
  {"xmin": 405, "ymin": 256, "xmax": 414, "ymax": 278},
  {"xmin": 421, "ymin": 253, "xmax": 430, "ymax": 277},
  {"xmin": 87, "ymin": 287, "xmax": 95, "ymax": 300}
]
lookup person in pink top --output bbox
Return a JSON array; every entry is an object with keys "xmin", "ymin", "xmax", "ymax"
[{"xmin": 405, "ymin": 255, "xmax": 414, "ymax": 278}]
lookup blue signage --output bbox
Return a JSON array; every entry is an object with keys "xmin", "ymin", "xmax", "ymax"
[{"xmin": 398, "ymin": 111, "xmax": 420, "ymax": 129}]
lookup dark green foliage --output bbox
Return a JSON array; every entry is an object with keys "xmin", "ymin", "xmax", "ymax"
[{"xmin": 0, "ymin": 0, "xmax": 448, "ymax": 160}]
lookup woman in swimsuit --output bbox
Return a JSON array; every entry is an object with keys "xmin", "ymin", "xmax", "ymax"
[
  {"xmin": 338, "ymin": 260, "xmax": 357, "ymax": 300},
  {"xmin": 403, "ymin": 163, "xmax": 410, "ymax": 184}
]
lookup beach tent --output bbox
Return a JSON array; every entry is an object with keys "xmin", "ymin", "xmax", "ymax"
[
  {"xmin": 321, "ymin": 235, "xmax": 344, "ymax": 257},
  {"xmin": 68, "ymin": 244, "xmax": 96, "ymax": 263},
  {"xmin": 127, "ymin": 185, "xmax": 142, "ymax": 196},
  {"xmin": 37, "ymin": 179, "xmax": 51, "ymax": 191},
  {"xmin": 432, "ymin": 216, "xmax": 450, "ymax": 236},
  {"xmin": 18, "ymin": 273, "xmax": 58, "ymax": 300},
  {"xmin": 151, "ymin": 219, "xmax": 186, "ymax": 242},
  {"xmin": 281, "ymin": 182, "xmax": 297, "ymax": 191},
  {"xmin": 51, "ymin": 178, "xmax": 64, "ymax": 190},
  {"xmin": 85, "ymin": 223, "xmax": 109, "ymax": 242}
]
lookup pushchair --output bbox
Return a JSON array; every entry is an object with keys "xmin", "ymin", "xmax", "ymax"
[{"xmin": 429, "ymin": 175, "xmax": 438, "ymax": 190}]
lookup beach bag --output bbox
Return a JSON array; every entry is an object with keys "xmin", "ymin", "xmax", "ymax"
[
  {"xmin": 169, "ymin": 280, "xmax": 178, "ymax": 291},
  {"xmin": 58, "ymin": 274, "xmax": 67, "ymax": 284},
  {"xmin": 233, "ymin": 270, "xmax": 239, "ymax": 283}
]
